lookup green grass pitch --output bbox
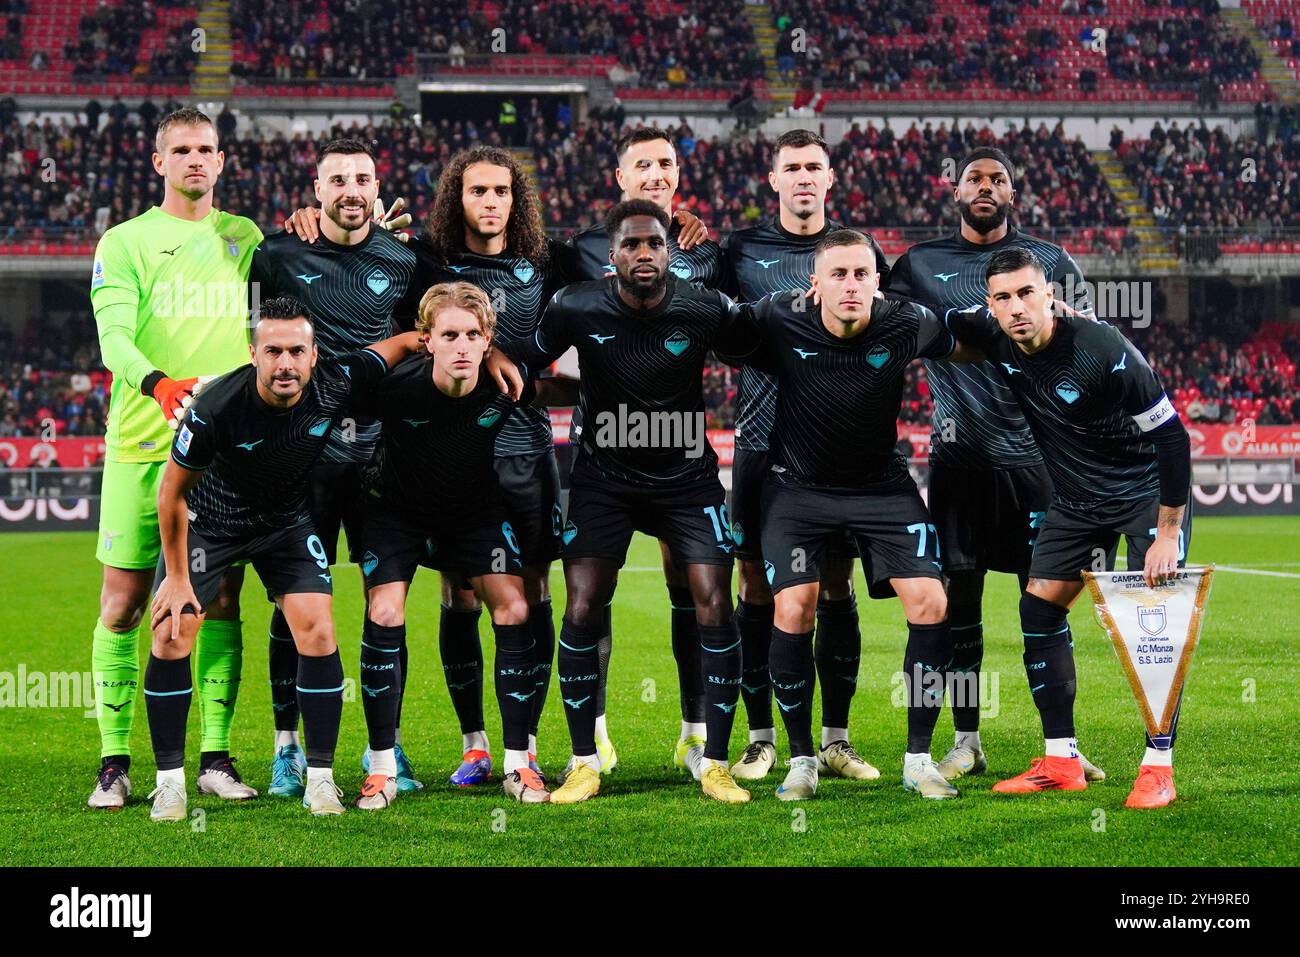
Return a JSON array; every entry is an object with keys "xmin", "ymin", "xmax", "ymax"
[{"xmin": 1, "ymin": 516, "xmax": 1297, "ymax": 866}]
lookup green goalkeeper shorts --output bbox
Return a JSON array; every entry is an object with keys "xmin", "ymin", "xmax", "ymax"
[{"xmin": 95, "ymin": 458, "xmax": 165, "ymax": 570}]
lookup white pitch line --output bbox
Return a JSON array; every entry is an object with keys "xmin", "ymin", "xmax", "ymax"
[{"xmin": 1216, "ymin": 565, "xmax": 1300, "ymax": 579}]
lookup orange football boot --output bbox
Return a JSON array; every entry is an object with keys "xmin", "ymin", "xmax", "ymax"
[
  {"xmin": 992, "ymin": 755, "xmax": 1087, "ymax": 793},
  {"xmin": 1124, "ymin": 765, "xmax": 1175, "ymax": 809}
]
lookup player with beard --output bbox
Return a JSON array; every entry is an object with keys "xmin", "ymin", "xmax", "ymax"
[
  {"xmin": 253, "ymin": 138, "xmax": 421, "ymax": 797},
  {"xmin": 147, "ymin": 297, "xmax": 424, "ymax": 820},
  {"xmin": 720, "ymin": 129, "xmax": 889, "ymax": 785},
  {"xmin": 392, "ymin": 147, "xmax": 578, "ymax": 788},
  {"xmin": 564, "ymin": 127, "xmax": 719, "ymax": 783},
  {"xmin": 284, "ymin": 148, "xmax": 566, "ymax": 789},
  {"xmin": 496, "ymin": 201, "xmax": 754, "ymax": 805},
  {"xmin": 946, "ymin": 248, "xmax": 1192, "ymax": 807},
  {"xmin": 885, "ymin": 147, "xmax": 1106, "ymax": 785}
]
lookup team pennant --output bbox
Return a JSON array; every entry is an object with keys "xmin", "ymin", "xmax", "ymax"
[{"xmin": 1082, "ymin": 566, "xmax": 1214, "ymax": 737}]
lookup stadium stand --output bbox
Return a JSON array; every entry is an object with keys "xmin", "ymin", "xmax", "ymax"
[{"xmin": 0, "ymin": 112, "xmax": 1132, "ymax": 258}]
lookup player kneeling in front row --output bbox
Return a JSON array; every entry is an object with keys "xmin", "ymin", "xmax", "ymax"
[
  {"xmin": 726, "ymin": 229, "xmax": 986, "ymax": 800},
  {"xmin": 948, "ymin": 248, "xmax": 1192, "ymax": 807},
  {"xmin": 147, "ymin": 296, "xmax": 423, "ymax": 820},
  {"xmin": 350, "ymin": 282, "xmax": 575, "ymax": 807}
]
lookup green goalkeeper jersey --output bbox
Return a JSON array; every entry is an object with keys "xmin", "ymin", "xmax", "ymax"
[{"xmin": 91, "ymin": 206, "xmax": 262, "ymax": 463}]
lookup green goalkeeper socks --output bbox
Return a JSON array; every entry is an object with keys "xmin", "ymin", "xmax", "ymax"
[
  {"xmin": 92, "ymin": 620, "xmax": 141, "ymax": 759},
  {"xmin": 196, "ymin": 618, "xmax": 243, "ymax": 753}
]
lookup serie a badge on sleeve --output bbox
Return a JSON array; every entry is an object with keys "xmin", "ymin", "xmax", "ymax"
[{"xmin": 1082, "ymin": 566, "xmax": 1215, "ymax": 739}]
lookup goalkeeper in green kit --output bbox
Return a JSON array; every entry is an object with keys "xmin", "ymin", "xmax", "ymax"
[{"xmin": 87, "ymin": 108, "xmax": 263, "ymax": 809}]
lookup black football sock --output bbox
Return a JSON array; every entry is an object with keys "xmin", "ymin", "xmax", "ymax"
[
  {"xmin": 439, "ymin": 605, "xmax": 485, "ymax": 735},
  {"xmin": 528, "ymin": 600, "xmax": 554, "ymax": 738},
  {"xmin": 557, "ymin": 619, "xmax": 603, "ymax": 756},
  {"xmin": 395, "ymin": 633, "xmax": 409, "ymax": 732},
  {"xmin": 699, "ymin": 622, "xmax": 742, "ymax": 761},
  {"xmin": 735, "ymin": 599, "xmax": 774, "ymax": 732},
  {"xmin": 1146, "ymin": 691, "xmax": 1183, "ymax": 753},
  {"xmin": 360, "ymin": 620, "xmax": 404, "ymax": 752},
  {"xmin": 199, "ymin": 750, "xmax": 228, "ymax": 771},
  {"xmin": 493, "ymin": 621, "xmax": 537, "ymax": 753},
  {"xmin": 144, "ymin": 654, "xmax": 192, "ymax": 772},
  {"xmin": 101, "ymin": 755, "xmax": 131, "ymax": 773},
  {"xmin": 297, "ymin": 650, "xmax": 344, "ymax": 769},
  {"xmin": 903, "ymin": 620, "xmax": 950, "ymax": 754},
  {"xmin": 1020, "ymin": 592, "xmax": 1077, "ymax": 740},
  {"xmin": 594, "ymin": 599, "xmax": 613, "ymax": 719},
  {"xmin": 814, "ymin": 595, "xmax": 860, "ymax": 733},
  {"xmin": 268, "ymin": 607, "xmax": 299, "ymax": 732},
  {"xmin": 668, "ymin": 585, "xmax": 705, "ymax": 723},
  {"xmin": 947, "ymin": 598, "xmax": 984, "ymax": 734},
  {"xmin": 769, "ymin": 627, "xmax": 816, "ymax": 758}
]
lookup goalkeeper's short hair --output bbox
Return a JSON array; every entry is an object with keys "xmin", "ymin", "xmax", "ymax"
[{"xmin": 155, "ymin": 107, "xmax": 215, "ymax": 153}]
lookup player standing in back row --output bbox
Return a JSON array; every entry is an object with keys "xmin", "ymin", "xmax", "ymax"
[
  {"xmin": 721, "ymin": 129, "xmax": 889, "ymax": 784},
  {"xmin": 252, "ymin": 137, "xmax": 419, "ymax": 797},
  {"xmin": 87, "ymin": 107, "xmax": 262, "ymax": 810},
  {"xmin": 886, "ymin": 146, "xmax": 1105, "ymax": 784}
]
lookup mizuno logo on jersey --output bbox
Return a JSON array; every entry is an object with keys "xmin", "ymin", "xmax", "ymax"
[
  {"xmin": 297, "ymin": 273, "xmax": 322, "ymax": 284},
  {"xmin": 755, "ymin": 258, "xmax": 780, "ymax": 269},
  {"xmin": 308, "ymin": 419, "xmax": 331, "ymax": 437},
  {"xmin": 664, "ymin": 330, "xmax": 690, "ymax": 356},
  {"xmin": 1055, "ymin": 382, "xmax": 1082, "ymax": 404},
  {"xmin": 160, "ymin": 245, "xmax": 181, "ymax": 256},
  {"xmin": 189, "ymin": 413, "xmax": 206, "ymax": 425},
  {"xmin": 866, "ymin": 345, "xmax": 890, "ymax": 369},
  {"xmin": 589, "ymin": 334, "xmax": 615, "ymax": 344},
  {"xmin": 236, "ymin": 439, "xmax": 263, "ymax": 451},
  {"xmin": 366, "ymin": 269, "xmax": 390, "ymax": 295},
  {"xmin": 403, "ymin": 418, "xmax": 429, "ymax": 427},
  {"xmin": 1001, "ymin": 362, "xmax": 1022, "ymax": 375},
  {"xmin": 934, "ymin": 272, "xmax": 959, "ymax": 282},
  {"xmin": 448, "ymin": 265, "xmax": 470, "ymax": 273},
  {"xmin": 1112, "ymin": 353, "xmax": 1128, "ymax": 372},
  {"xmin": 793, "ymin": 348, "xmax": 818, "ymax": 359}
]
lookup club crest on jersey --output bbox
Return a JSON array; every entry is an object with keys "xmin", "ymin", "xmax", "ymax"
[
  {"xmin": 866, "ymin": 345, "xmax": 890, "ymax": 369},
  {"xmin": 308, "ymin": 419, "xmax": 331, "ymax": 437},
  {"xmin": 366, "ymin": 269, "xmax": 391, "ymax": 296},
  {"xmin": 664, "ymin": 330, "xmax": 690, "ymax": 357},
  {"xmin": 669, "ymin": 260, "xmax": 691, "ymax": 279},
  {"xmin": 731, "ymin": 521, "xmax": 745, "ymax": 546},
  {"xmin": 477, "ymin": 407, "xmax": 503, "ymax": 428},
  {"xmin": 562, "ymin": 520, "xmax": 579, "ymax": 546},
  {"xmin": 361, "ymin": 551, "xmax": 379, "ymax": 576},
  {"xmin": 222, "ymin": 235, "xmax": 240, "ymax": 257},
  {"xmin": 1055, "ymin": 381, "xmax": 1082, "ymax": 405},
  {"xmin": 512, "ymin": 261, "xmax": 535, "ymax": 283}
]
